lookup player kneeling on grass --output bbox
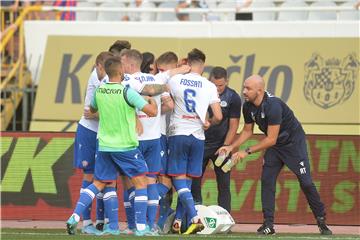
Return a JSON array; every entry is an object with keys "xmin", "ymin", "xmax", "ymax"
[{"xmin": 66, "ymin": 56, "xmax": 158, "ymax": 236}]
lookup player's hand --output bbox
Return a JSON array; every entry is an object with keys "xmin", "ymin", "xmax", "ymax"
[
  {"xmin": 84, "ymin": 107, "xmax": 95, "ymax": 119},
  {"xmin": 216, "ymin": 145, "xmax": 232, "ymax": 157},
  {"xmin": 136, "ymin": 118, "xmax": 143, "ymax": 136},
  {"xmin": 203, "ymin": 120, "xmax": 211, "ymax": 130},
  {"xmin": 178, "ymin": 64, "xmax": 191, "ymax": 74}
]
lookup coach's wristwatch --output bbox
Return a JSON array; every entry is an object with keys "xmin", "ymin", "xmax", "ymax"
[{"xmin": 245, "ymin": 147, "xmax": 252, "ymax": 155}]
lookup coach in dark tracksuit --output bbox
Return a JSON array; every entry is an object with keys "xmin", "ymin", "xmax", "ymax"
[
  {"xmin": 191, "ymin": 66, "xmax": 242, "ymax": 213},
  {"xmin": 218, "ymin": 75, "xmax": 332, "ymax": 235}
]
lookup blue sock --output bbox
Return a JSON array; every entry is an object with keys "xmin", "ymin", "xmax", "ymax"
[
  {"xmin": 175, "ymin": 197, "xmax": 184, "ymax": 220},
  {"xmin": 74, "ymin": 184, "xmax": 99, "ymax": 217},
  {"xmin": 81, "ymin": 180, "xmax": 92, "ymax": 221},
  {"xmin": 96, "ymin": 192, "xmax": 104, "ymax": 222},
  {"xmin": 103, "ymin": 187, "xmax": 118, "ymax": 230},
  {"xmin": 124, "ymin": 187, "xmax": 136, "ymax": 230},
  {"xmin": 157, "ymin": 183, "xmax": 170, "ymax": 198},
  {"xmin": 173, "ymin": 179, "xmax": 197, "ymax": 221},
  {"xmin": 147, "ymin": 183, "xmax": 159, "ymax": 229},
  {"xmin": 134, "ymin": 188, "xmax": 148, "ymax": 231}
]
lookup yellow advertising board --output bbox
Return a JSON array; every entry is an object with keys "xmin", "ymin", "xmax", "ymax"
[{"xmin": 31, "ymin": 36, "xmax": 359, "ymax": 134}]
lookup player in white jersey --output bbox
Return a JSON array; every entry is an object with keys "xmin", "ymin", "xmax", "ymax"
[
  {"xmin": 152, "ymin": 51, "xmax": 180, "ymax": 231},
  {"xmin": 167, "ymin": 48, "xmax": 223, "ymax": 234},
  {"xmin": 119, "ymin": 49, "xmax": 190, "ymax": 233},
  {"xmin": 73, "ymin": 51, "xmax": 114, "ymax": 235}
]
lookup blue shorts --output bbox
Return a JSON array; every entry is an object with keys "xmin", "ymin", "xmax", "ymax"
[
  {"xmin": 73, "ymin": 123, "xmax": 98, "ymax": 174},
  {"xmin": 94, "ymin": 149, "xmax": 148, "ymax": 182},
  {"xmin": 159, "ymin": 134, "xmax": 168, "ymax": 175},
  {"xmin": 138, "ymin": 138, "xmax": 161, "ymax": 177},
  {"xmin": 167, "ymin": 135, "xmax": 204, "ymax": 178}
]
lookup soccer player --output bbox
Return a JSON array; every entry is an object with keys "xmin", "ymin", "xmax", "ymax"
[
  {"xmin": 66, "ymin": 56, "xmax": 158, "ymax": 236},
  {"xmin": 167, "ymin": 48, "xmax": 223, "ymax": 234},
  {"xmin": 217, "ymin": 75, "xmax": 332, "ymax": 235},
  {"xmin": 73, "ymin": 51, "xmax": 113, "ymax": 235},
  {"xmin": 120, "ymin": 49, "xmax": 189, "ymax": 234},
  {"xmin": 154, "ymin": 51, "xmax": 179, "ymax": 231}
]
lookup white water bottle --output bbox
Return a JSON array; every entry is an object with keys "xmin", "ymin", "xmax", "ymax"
[
  {"xmin": 221, "ymin": 159, "xmax": 236, "ymax": 173},
  {"xmin": 214, "ymin": 151, "xmax": 227, "ymax": 167}
]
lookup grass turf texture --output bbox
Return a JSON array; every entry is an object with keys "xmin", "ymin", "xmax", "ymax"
[{"xmin": 1, "ymin": 229, "xmax": 359, "ymax": 240}]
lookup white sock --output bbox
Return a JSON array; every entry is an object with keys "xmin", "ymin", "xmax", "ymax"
[
  {"xmin": 72, "ymin": 213, "xmax": 80, "ymax": 222},
  {"xmin": 82, "ymin": 219, "xmax": 92, "ymax": 227},
  {"xmin": 136, "ymin": 223, "xmax": 146, "ymax": 231}
]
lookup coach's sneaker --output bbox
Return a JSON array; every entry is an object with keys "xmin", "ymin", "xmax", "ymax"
[
  {"xmin": 183, "ymin": 219, "xmax": 204, "ymax": 235},
  {"xmin": 171, "ymin": 219, "xmax": 182, "ymax": 234},
  {"xmin": 134, "ymin": 225, "xmax": 152, "ymax": 236},
  {"xmin": 317, "ymin": 217, "xmax": 332, "ymax": 235},
  {"xmin": 257, "ymin": 222, "xmax": 275, "ymax": 235},
  {"xmin": 66, "ymin": 215, "xmax": 79, "ymax": 235},
  {"xmin": 81, "ymin": 224, "xmax": 102, "ymax": 235}
]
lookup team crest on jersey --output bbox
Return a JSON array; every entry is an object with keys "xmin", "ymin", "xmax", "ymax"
[
  {"xmin": 303, "ymin": 53, "xmax": 358, "ymax": 109},
  {"xmin": 250, "ymin": 112, "xmax": 255, "ymax": 121},
  {"xmin": 220, "ymin": 100, "xmax": 228, "ymax": 107}
]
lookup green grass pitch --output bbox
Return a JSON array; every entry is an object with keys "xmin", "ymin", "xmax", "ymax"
[{"xmin": 1, "ymin": 229, "xmax": 359, "ymax": 240}]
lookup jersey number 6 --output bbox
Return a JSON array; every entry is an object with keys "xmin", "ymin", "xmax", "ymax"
[{"xmin": 184, "ymin": 89, "xmax": 196, "ymax": 113}]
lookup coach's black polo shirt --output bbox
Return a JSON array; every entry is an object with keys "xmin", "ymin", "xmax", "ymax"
[
  {"xmin": 243, "ymin": 92, "xmax": 301, "ymax": 146},
  {"xmin": 205, "ymin": 87, "xmax": 242, "ymax": 149}
]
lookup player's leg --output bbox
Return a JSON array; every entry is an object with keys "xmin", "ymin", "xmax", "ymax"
[
  {"xmin": 258, "ymin": 147, "xmax": 283, "ymax": 235},
  {"xmin": 73, "ymin": 124, "xmax": 99, "ymax": 234},
  {"xmin": 120, "ymin": 175, "xmax": 136, "ymax": 233},
  {"xmin": 181, "ymin": 134, "xmax": 205, "ymax": 235},
  {"xmin": 167, "ymin": 135, "xmax": 189, "ymax": 233},
  {"xmin": 191, "ymin": 148, "xmax": 212, "ymax": 205},
  {"xmin": 114, "ymin": 149, "xmax": 151, "ymax": 236},
  {"xmin": 281, "ymin": 132, "xmax": 331, "ymax": 235},
  {"xmin": 67, "ymin": 150, "xmax": 115, "ymax": 235},
  {"xmin": 157, "ymin": 134, "xmax": 173, "ymax": 230},
  {"xmin": 140, "ymin": 139, "xmax": 161, "ymax": 232}
]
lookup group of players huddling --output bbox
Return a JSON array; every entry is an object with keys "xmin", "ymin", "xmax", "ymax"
[{"xmin": 66, "ymin": 40, "xmax": 223, "ymax": 236}]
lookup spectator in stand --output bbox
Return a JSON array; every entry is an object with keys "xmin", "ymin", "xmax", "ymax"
[
  {"xmin": 236, "ymin": 0, "xmax": 253, "ymax": 20},
  {"xmin": 53, "ymin": 0, "xmax": 76, "ymax": 21},
  {"xmin": 175, "ymin": 0, "xmax": 207, "ymax": 21}
]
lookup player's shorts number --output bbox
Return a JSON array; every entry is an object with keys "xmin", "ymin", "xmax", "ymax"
[{"xmin": 184, "ymin": 89, "xmax": 196, "ymax": 113}]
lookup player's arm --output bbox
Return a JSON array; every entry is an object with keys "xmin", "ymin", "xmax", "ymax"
[
  {"xmin": 141, "ymin": 96, "xmax": 158, "ymax": 117},
  {"xmin": 89, "ymin": 88, "xmax": 98, "ymax": 113},
  {"xmin": 141, "ymin": 84, "xmax": 168, "ymax": 96},
  {"xmin": 167, "ymin": 65, "xmax": 191, "ymax": 77},
  {"xmin": 161, "ymin": 94, "xmax": 174, "ymax": 113},
  {"xmin": 208, "ymin": 102, "xmax": 222, "ymax": 125},
  {"xmin": 126, "ymin": 87, "xmax": 158, "ymax": 117},
  {"xmin": 135, "ymin": 114, "xmax": 143, "ymax": 135}
]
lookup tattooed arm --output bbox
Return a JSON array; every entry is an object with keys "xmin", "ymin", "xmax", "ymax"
[{"xmin": 141, "ymin": 84, "xmax": 168, "ymax": 96}]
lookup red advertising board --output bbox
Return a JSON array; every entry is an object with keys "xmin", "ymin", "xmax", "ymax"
[{"xmin": 1, "ymin": 132, "xmax": 359, "ymax": 225}]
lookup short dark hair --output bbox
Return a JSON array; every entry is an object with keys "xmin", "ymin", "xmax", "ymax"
[
  {"xmin": 141, "ymin": 52, "xmax": 155, "ymax": 73},
  {"xmin": 120, "ymin": 49, "xmax": 143, "ymax": 67},
  {"xmin": 95, "ymin": 51, "xmax": 114, "ymax": 66},
  {"xmin": 187, "ymin": 48, "xmax": 206, "ymax": 64},
  {"xmin": 210, "ymin": 66, "xmax": 227, "ymax": 80},
  {"xmin": 108, "ymin": 40, "xmax": 131, "ymax": 55},
  {"xmin": 104, "ymin": 56, "xmax": 122, "ymax": 78},
  {"xmin": 156, "ymin": 51, "xmax": 178, "ymax": 66}
]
